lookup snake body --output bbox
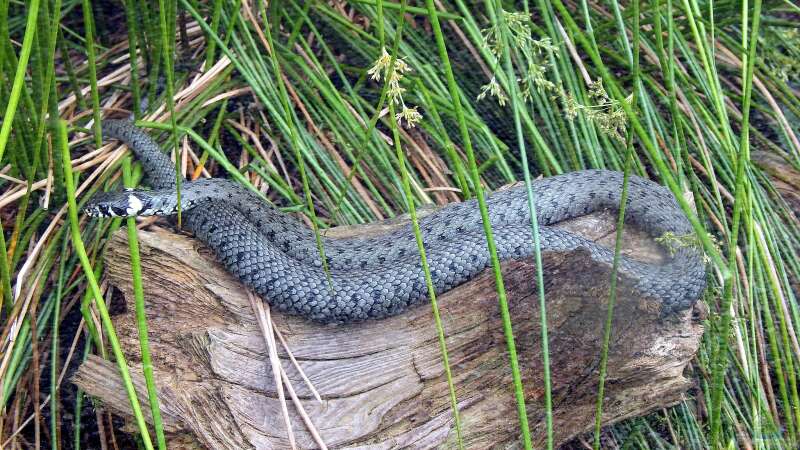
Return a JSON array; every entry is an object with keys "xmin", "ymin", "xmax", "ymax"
[{"xmin": 86, "ymin": 120, "xmax": 706, "ymax": 323}]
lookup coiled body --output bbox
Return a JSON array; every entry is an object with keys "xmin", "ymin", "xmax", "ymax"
[{"xmin": 87, "ymin": 120, "xmax": 706, "ymax": 323}]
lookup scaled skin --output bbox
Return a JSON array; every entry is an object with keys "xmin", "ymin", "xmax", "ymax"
[{"xmin": 87, "ymin": 120, "xmax": 706, "ymax": 323}]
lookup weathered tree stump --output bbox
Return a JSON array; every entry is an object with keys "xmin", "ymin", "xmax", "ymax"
[{"xmin": 73, "ymin": 207, "xmax": 705, "ymax": 449}]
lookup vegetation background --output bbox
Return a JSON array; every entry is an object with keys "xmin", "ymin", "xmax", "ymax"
[{"xmin": 0, "ymin": 0, "xmax": 799, "ymax": 448}]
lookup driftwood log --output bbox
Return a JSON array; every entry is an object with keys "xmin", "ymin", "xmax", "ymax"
[{"xmin": 73, "ymin": 206, "xmax": 705, "ymax": 449}]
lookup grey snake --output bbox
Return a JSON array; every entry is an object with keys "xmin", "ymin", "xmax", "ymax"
[{"xmin": 84, "ymin": 120, "xmax": 706, "ymax": 323}]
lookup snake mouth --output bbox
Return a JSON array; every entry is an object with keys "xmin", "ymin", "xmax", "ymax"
[
  {"xmin": 84, "ymin": 191, "xmax": 148, "ymax": 218},
  {"xmin": 83, "ymin": 203, "xmax": 132, "ymax": 218}
]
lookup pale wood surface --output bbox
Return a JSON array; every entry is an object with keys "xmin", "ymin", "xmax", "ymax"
[{"xmin": 73, "ymin": 208, "xmax": 704, "ymax": 449}]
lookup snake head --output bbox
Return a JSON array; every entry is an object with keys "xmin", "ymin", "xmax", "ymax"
[{"xmin": 83, "ymin": 190, "xmax": 154, "ymax": 218}]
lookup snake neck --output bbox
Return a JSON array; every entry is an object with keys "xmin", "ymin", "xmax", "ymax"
[{"xmin": 101, "ymin": 119, "xmax": 181, "ymax": 189}]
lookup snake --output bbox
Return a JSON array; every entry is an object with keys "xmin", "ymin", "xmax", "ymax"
[{"xmin": 84, "ymin": 120, "xmax": 706, "ymax": 324}]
